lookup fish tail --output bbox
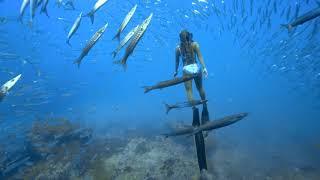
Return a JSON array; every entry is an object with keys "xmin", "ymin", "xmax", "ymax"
[
  {"xmin": 113, "ymin": 59, "xmax": 127, "ymax": 71},
  {"xmin": 85, "ymin": 12, "xmax": 94, "ymax": 24},
  {"xmin": 164, "ymin": 103, "xmax": 171, "ymax": 114},
  {"xmin": 68, "ymin": 2, "xmax": 75, "ymax": 10},
  {"xmin": 41, "ymin": 8, "xmax": 49, "ymax": 17},
  {"xmin": 281, "ymin": 24, "xmax": 292, "ymax": 32},
  {"xmin": 111, "ymin": 51, "xmax": 117, "ymax": 59},
  {"xmin": 142, "ymin": 86, "xmax": 151, "ymax": 94},
  {"xmin": 74, "ymin": 58, "xmax": 81, "ymax": 68},
  {"xmin": 160, "ymin": 133, "xmax": 169, "ymax": 138},
  {"xmin": 66, "ymin": 39, "xmax": 71, "ymax": 47},
  {"xmin": 17, "ymin": 15, "xmax": 23, "ymax": 24},
  {"xmin": 112, "ymin": 32, "xmax": 120, "ymax": 42}
]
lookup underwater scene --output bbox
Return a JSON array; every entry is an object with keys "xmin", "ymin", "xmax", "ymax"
[{"xmin": 0, "ymin": 0, "xmax": 320, "ymax": 179}]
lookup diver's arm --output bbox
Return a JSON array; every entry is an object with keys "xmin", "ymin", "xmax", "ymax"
[
  {"xmin": 193, "ymin": 42, "xmax": 208, "ymax": 77},
  {"xmin": 174, "ymin": 46, "xmax": 180, "ymax": 77}
]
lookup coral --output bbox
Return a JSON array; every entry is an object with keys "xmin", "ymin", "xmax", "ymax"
[{"xmin": 98, "ymin": 137, "xmax": 200, "ymax": 180}]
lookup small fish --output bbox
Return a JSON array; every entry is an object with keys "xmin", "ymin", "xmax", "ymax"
[
  {"xmin": 143, "ymin": 74, "xmax": 197, "ymax": 94},
  {"xmin": 281, "ymin": 7, "xmax": 320, "ymax": 32},
  {"xmin": 66, "ymin": 12, "xmax": 83, "ymax": 46},
  {"xmin": 114, "ymin": 13, "xmax": 153, "ymax": 70},
  {"xmin": 40, "ymin": 0, "xmax": 49, "ymax": 17},
  {"xmin": 113, "ymin": 4, "xmax": 137, "ymax": 41},
  {"xmin": 74, "ymin": 23, "xmax": 108, "ymax": 67},
  {"xmin": 18, "ymin": 0, "xmax": 30, "ymax": 22},
  {"xmin": 111, "ymin": 25, "xmax": 139, "ymax": 58},
  {"xmin": 85, "ymin": 0, "xmax": 109, "ymax": 24},
  {"xmin": 164, "ymin": 100, "xmax": 208, "ymax": 114}
]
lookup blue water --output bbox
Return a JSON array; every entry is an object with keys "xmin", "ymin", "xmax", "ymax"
[{"xmin": 0, "ymin": 0, "xmax": 320, "ymax": 179}]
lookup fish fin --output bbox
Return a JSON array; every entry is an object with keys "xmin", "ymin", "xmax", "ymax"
[
  {"xmin": 281, "ymin": 24, "xmax": 293, "ymax": 32},
  {"xmin": 142, "ymin": 86, "xmax": 151, "ymax": 94},
  {"xmin": 85, "ymin": 12, "xmax": 94, "ymax": 24},
  {"xmin": 74, "ymin": 58, "xmax": 81, "ymax": 68},
  {"xmin": 164, "ymin": 103, "xmax": 171, "ymax": 114}
]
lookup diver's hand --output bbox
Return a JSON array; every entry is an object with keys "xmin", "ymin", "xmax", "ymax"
[
  {"xmin": 173, "ymin": 71, "xmax": 178, "ymax": 77},
  {"xmin": 202, "ymin": 68, "xmax": 208, "ymax": 78}
]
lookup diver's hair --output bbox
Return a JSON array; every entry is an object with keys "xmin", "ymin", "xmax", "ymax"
[{"xmin": 179, "ymin": 30, "xmax": 194, "ymax": 59}]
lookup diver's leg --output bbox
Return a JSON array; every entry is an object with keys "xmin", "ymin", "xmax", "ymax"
[
  {"xmin": 194, "ymin": 73, "xmax": 206, "ymax": 101},
  {"xmin": 184, "ymin": 78, "xmax": 193, "ymax": 103},
  {"xmin": 195, "ymin": 74, "xmax": 210, "ymax": 128}
]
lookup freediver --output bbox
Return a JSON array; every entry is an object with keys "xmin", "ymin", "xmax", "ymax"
[{"xmin": 174, "ymin": 30, "xmax": 210, "ymax": 128}]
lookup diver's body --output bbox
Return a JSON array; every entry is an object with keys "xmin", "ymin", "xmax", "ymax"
[{"xmin": 174, "ymin": 30, "xmax": 210, "ymax": 125}]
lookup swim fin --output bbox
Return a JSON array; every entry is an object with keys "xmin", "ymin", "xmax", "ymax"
[
  {"xmin": 201, "ymin": 103, "xmax": 210, "ymax": 125},
  {"xmin": 192, "ymin": 107, "xmax": 208, "ymax": 171}
]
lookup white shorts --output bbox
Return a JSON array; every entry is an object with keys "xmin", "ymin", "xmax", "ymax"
[{"xmin": 183, "ymin": 63, "xmax": 200, "ymax": 75}]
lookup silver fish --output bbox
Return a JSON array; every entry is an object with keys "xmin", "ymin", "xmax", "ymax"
[
  {"xmin": 114, "ymin": 13, "xmax": 153, "ymax": 70},
  {"xmin": 281, "ymin": 7, "xmax": 320, "ymax": 32},
  {"xmin": 85, "ymin": 0, "xmax": 109, "ymax": 24},
  {"xmin": 111, "ymin": 25, "xmax": 139, "ymax": 58},
  {"xmin": 143, "ymin": 74, "xmax": 197, "ymax": 94},
  {"xmin": 113, "ymin": 4, "xmax": 137, "ymax": 41},
  {"xmin": 74, "ymin": 23, "xmax": 108, "ymax": 67},
  {"xmin": 0, "ymin": 74, "xmax": 22, "ymax": 102},
  {"xmin": 162, "ymin": 113, "xmax": 248, "ymax": 138},
  {"xmin": 66, "ymin": 12, "xmax": 83, "ymax": 45},
  {"xmin": 164, "ymin": 100, "xmax": 208, "ymax": 114}
]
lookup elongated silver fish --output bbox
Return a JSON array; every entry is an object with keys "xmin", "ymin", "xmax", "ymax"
[
  {"xmin": 18, "ymin": 0, "xmax": 30, "ymax": 22},
  {"xmin": 111, "ymin": 25, "xmax": 139, "ymax": 58},
  {"xmin": 85, "ymin": 0, "xmax": 109, "ymax": 24},
  {"xmin": 40, "ymin": 0, "xmax": 49, "ymax": 17},
  {"xmin": 74, "ymin": 23, "xmax": 108, "ymax": 68},
  {"xmin": 66, "ymin": 12, "xmax": 83, "ymax": 45},
  {"xmin": 164, "ymin": 100, "xmax": 208, "ymax": 114},
  {"xmin": 114, "ymin": 13, "xmax": 153, "ymax": 70},
  {"xmin": 143, "ymin": 74, "xmax": 197, "ymax": 94},
  {"xmin": 0, "ymin": 74, "xmax": 22, "ymax": 102},
  {"xmin": 162, "ymin": 113, "xmax": 248, "ymax": 138},
  {"xmin": 281, "ymin": 7, "xmax": 320, "ymax": 31},
  {"xmin": 113, "ymin": 4, "xmax": 137, "ymax": 41}
]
